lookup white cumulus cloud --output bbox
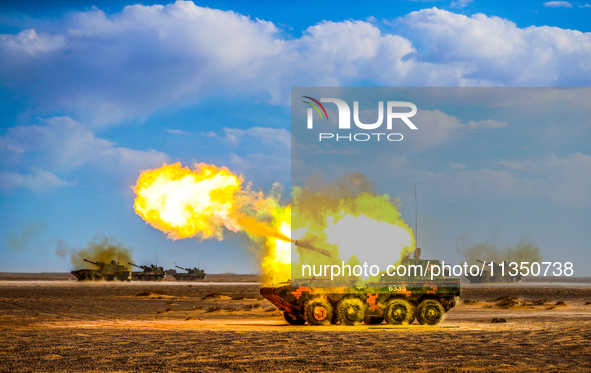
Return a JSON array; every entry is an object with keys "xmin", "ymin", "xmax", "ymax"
[
  {"xmin": 0, "ymin": 167, "xmax": 72, "ymax": 192},
  {"xmin": 543, "ymin": 1, "xmax": 573, "ymax": 7},
  {"xmin": 416, "ymin": 152, "xmax": 591, "ymax": 206},
  {"xmin": 0, "ymin": 116, "xmax": 170, "ymax": 191},
  {"xmin": 0, "ymin": 2, "xmax": 590, "ymax": 126}
]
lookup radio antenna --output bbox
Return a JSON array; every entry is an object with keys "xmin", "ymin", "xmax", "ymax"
[{"xmin": 415, "ymin": 184, "xmax": 418, "ymax": 247}]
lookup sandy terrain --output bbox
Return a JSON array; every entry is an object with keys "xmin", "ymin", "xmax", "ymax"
[{"xmin": 1, "ymin": 279, "xmax": 591, "ymax": 372}]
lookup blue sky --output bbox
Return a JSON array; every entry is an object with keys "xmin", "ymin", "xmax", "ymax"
[{"xmin": 0, "ymin": 0, "xmax": 590, "ymax": 274}]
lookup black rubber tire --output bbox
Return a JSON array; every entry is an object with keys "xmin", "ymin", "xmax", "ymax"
[
  {"xmin": 416, "ymin": 299, "xmax": 444, "ymax": 325},
  {"xmin": 132, "ymin": 276, "xmax": 139, "ymax": 281},
  {"xmin": 303, "ymin": 298, "xmax": 333, "ymax": 326},
  {"xmin": 335, "ymin": 298, "xmax": 365, "ymax": 326},
  {"xmin": 364, "ymin": 316, "xmax": 384, "ymax": 325},
  {"xmin": 384, "ymin": 299, "xmax": 416, "ymax": 325},
  {"xmin": 148, "ymin": 275, "xmax": 155, "ymax": 281},
  {"xmin": 283, "ymin": 311, "xmax": 306, "ymax": 325}
]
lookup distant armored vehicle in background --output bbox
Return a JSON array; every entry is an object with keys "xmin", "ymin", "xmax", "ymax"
[
  {"xmin": 128, "ymin": 262, "xmax": 166, "ymax": 281},
  {"xmin": 71, "ymin": 259, "xmax": 131, "ymax": 281},
  {"xmin": 464, "ymin": 259, "xmax": 522, "ymax": 284},
  {"xmin": 173, "ymin": 266, "xmax": 206, "ymax": 281},
  {"xmin": 165, "ymin": 268, "xmax": 177, "ymax": 277}
]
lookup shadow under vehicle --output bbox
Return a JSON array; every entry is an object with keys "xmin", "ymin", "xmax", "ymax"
[
  {"xmin": 261, "ymin": 244, "xmax": 460, "ymax": 326},
  {"xmin": 128, "ymin": 262, "xmax": 167, "ymax": 281},
  {"xmin": 463, "ymin": 259, "xmax": 522, "ymax": 284},
  {"xmin": 71, "ymin": 259, "xmax": 131, "ymax": 281},
  {"xmin": 173, "ymin": 266, "xmax": 206, "ymax": 281}
]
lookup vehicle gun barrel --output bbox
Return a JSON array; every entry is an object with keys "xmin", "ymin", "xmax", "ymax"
[
  {"xmin": 128, "ymin": 262, "xmax": 142, "ymax": 269},
  {"xmin": 476, "ymin": 259, "xmax": 486, "ymax": 264},
  {"xmin": 293, "ymin": 240, "xmax": 334, "ymax": 258},
  {"xmin": 84, "ymin": 259, "xmax": 103, "ymax": 267},
  {"xmin": 176, "ymin": 265, "xmax": 189, "ymax": 271}
]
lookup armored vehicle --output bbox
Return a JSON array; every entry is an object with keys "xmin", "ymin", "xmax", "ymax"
[
  {"xmin": 173, "ymin": 266, "xmax": 206, "ymax": 281},
  {"xmin": 128, "ymin": 262, "xmax": 166, "ymax": 281},
  {"xmin": 165, "ymin": 268, "xmax": 178, "ymax": 277},
  {"xmin": 464, "ymin": 259, "xmax": 522, "ymax": 284},
  {"xmin": 71, "ymin": 259, "xmax": 131, "ymax": 281},
  {"xmin": 261, "ymin": 246, "xmax": 460, "ymax": 326}
]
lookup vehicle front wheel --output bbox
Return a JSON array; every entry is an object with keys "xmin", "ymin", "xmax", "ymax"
[{"xmin": 303, "ymin": 298, "xmax": 333, "ymax": 326}]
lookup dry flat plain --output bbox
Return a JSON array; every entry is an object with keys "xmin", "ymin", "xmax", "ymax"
[{"xmin": 1, "ymin": 276, "xmax": 591, "ymax": 372}]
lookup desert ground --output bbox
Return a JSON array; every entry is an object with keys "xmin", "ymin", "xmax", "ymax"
[{"xmin": 1, "ymin": 276, "xmax": 591, "ymax": 372}]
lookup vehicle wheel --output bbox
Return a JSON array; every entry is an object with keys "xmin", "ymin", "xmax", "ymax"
[
  {"xmin": 364, "ymin": 316, "xmax": 384, "ymax": 325},
  {"xmin": 132, "ymin": 276, "xmax": 139, "ymax": 281},
  {"xmin": 148, "ymin": 275, "xmax": 155, "ymax": 281},
  {"xmin": 335, "ymin": 297, "xmax": 365, "ymax": 326},
  {"xmin": 384, "ymin": 299, "xmax": 416, "ymax": 325},
  {"xmin": 303, "ymin": 298, "xmax": 333, "ymax": 326},
  {"xmin": 283, "ymin": 311, "xmax": 306, "ymax": 325},
  {"xmin": 416, "ymin": 299, "xmax": 444, "ymax": 325},
  {"xmin": 139, "ymin": 276, "xmax": 146, "ymax": 281}
]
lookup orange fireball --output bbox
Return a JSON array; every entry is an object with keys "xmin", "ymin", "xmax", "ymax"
[{"xmin": 133, "ymin": 162, "xmax": 243, "ymax": 240}]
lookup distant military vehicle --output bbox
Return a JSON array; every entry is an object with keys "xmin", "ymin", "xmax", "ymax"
[
  {"xmin": 165, "ymin": 268, "xmax": 177, "ymax": 277},
  {"xmin": 464, "ymin": 259, "xmax": 522, "ymax": 284},
  {"xmin": 261, "ymin": 244, "xmax": 460, "ymax": 326},
  {"xmin": 71, "ymin": 259, "xmax": 131, "ymax": 281},
  {"xmin": 128, "ymin": 262, "xmax": 166, "ymax": 281},
  {"xmin": 173, "ymin": 266, "xmax": 206, "ymax": 281}
]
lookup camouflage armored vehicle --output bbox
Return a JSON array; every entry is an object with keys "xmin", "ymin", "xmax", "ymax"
[
  {"xmin": 173, "ymin": 266, "xmax": 206, "ymax": 281},
  {"xmin": 464, "ymin": 259, "xmax": 522, "ymax": 284},
  {"xmin": 165, "ymin": 268, "xmax": 178, "ymax": 277},
  {"xmin": 128, "ymin": 262, "xmax": 166, "ymax": 281},
  {"xmin": 71, "ymin": 259, "xmax": 131, "ymax": 281},
  {"xmin": 261, "ymin": 247, "xmax": 460, "ymax": 326}
]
